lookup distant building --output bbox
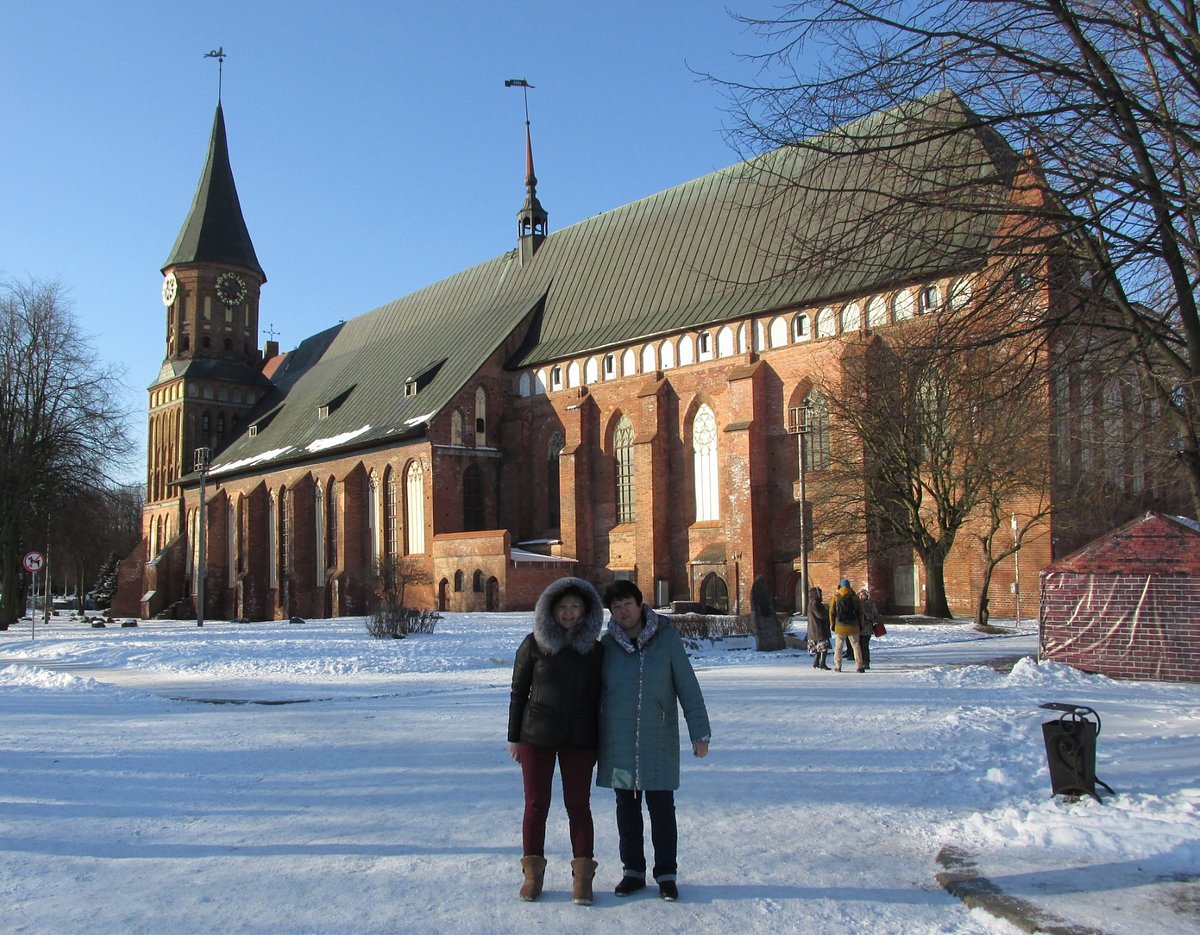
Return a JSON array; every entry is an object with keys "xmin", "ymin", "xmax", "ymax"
[{"xmin": 113, "ymin": 92, "xmax": 1183, "ymax": 620}]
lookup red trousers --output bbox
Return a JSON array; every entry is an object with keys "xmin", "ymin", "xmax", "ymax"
[{"xmin": 519, "ymin": 743, "xmax": 597, "ymax": 858}]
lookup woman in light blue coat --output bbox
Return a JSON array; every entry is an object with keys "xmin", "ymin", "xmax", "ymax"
[{"xmin": 597, "ymin": 580, "xmax": 710, "ymax": 902}]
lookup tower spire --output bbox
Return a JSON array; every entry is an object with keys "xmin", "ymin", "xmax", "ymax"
[
  {"xmin": 506, "ymin": 79, "xmax": 548, "ymax": 264},
  {"xmin": 163, "ymin": 102, "xmax": 264, "ymax": 278}
]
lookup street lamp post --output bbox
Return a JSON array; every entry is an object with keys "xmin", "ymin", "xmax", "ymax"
[
  {"xmin": 195, "ymin": 447, "xmax": 211, "ymax": 627},
  {"xmin": 1011, "ymin": 513, "xmax": 1021, "ymax": 626},
  {"xmin": 787, "ymin": 404, "xmax": 811, "ymax": 616}
]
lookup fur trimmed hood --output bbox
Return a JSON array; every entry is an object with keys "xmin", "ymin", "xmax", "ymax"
[{"xmin": 531, "ymin": 576, "xmax": 604, "ymax": 655}]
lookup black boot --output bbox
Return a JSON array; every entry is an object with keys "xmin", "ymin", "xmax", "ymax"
[{"xmin": 818, "ymin": 651, "xmax": 830, "ymax": 670}]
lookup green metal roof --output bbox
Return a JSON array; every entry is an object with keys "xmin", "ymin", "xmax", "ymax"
[
  {"xmin": 163, "ymin": 103, "xmax": 265, "ymax": 278},
  {"xmin": 206, "ymin": 91, "xmax": 1017, "ymax": 478}
]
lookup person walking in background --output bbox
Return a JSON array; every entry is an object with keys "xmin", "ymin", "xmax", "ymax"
[
  {"xmin": 508, "ymin": 577, "xmax": 605, "ymax": 905},
  {"xmin": 830, "ymin": 579, "xmax": 864, "ymax": 673},
  {"xmin": 858, "ymin": 588, "xmax": 880, "ymax": 671},
  {"xmin": 597, "ymin": 580, "xmax": 711, "ymax": 902},
  {"xmin": 806, "ymin": 585, "xmax": 831, "ymax": 670}
]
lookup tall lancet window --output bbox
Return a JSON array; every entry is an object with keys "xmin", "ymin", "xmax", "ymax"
[
  {"xmin": 547, "ymin": 431, "xmax": 563, "ymax": 529},
  {"xmin": 693, "ymin": 404, "xmax": 719, "ymax": 521},
  {"xmin": 326, "ymin": 479, "xmax": 338, "ymax": 570},
  {"xmin": 313, "ymin": 482, "xmax": 325, "ymax": 586},
  {"xmin": 367, "ymin": 473, "xmax": 379, "ymax": 565},
  {"xmin": 267, "ymin": 495, "xmax": 277, "ymax": 589},
  {"xmin": 228, "ymin": 500, "xmax": 236, "ymax": 583},
  {"xmin": 475, "ymin": 387, "xmax": 488, "ymax": 447},
  {"xmin": 405, "ymin": 460, "xmax": 426, "ymax": 554},
  {"xmin": 384, "ymin": 468, "xmax": 398, "ymax": 560},
  {"xmin": 804, "ymin": 391, "xmax": 831, "ymax": 472},
  {"xmin": 614, "ymin": 416, "xmax": 635, "ymax": 524},
  {"xmin": 280, "ymin": 486, "xmax": 291, "ymax": 585}
]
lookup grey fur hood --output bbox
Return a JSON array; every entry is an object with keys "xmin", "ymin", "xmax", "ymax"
[{"xmin": 531, "ymin": 576, "xmax": 604, "ymax": 655}]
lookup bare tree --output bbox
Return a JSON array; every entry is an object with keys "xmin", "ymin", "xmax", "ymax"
[
  {"xmin": 720, "ymin": 0, "xmax": 1200, "ymax": 513},
  {"xmin": 373, "ymin": 555, "xmax": 433, "ymax": 613},
  {"xmin": 48, "ymin": 483, "xmax": 143, "ymax": 606},
  {"xmin": 811, "ymin": 323, "xmax": 1051, "ymax": 618},
  {"xmin": 0, "ymin": 278, "xmax": 134, "ymax": 626}
]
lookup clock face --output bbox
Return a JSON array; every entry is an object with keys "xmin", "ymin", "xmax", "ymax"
[
  {"xmin": 215, "ymin": 271, "xmax": 248, "ymax": 307},
  {"xmin": 161, "ymin": 272, "xmax": 178, "ymax": 307}
]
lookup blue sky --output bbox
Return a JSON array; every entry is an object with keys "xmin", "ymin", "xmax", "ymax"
[{"xmin": 1, "ymin": 2, "xmax": 775, "ymax": 484}]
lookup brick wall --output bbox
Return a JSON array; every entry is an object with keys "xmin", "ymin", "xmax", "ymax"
[
  {"xmin": 1039, "ymin": 513, "xmax": 1200, "ymax": 683},
  {"xmin": 1040, "ymin": 571, "xmax": 1200, "ymax": 683}
]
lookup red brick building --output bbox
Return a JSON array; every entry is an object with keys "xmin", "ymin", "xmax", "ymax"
[
  {"xmin": 1040, "ymin": 512, "xmax": 1200, "ymax": 683},
  {"xmin": 112, "ymin": 92, "xmax": 1176, "ymax": 621}
]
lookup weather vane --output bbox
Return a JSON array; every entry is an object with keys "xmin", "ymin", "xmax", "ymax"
[
  {"xmin": 505, "ymin": 78, "xmax": 534, "ymax": 126},
  {"xmin": 204, "ymin": 47, "xmax": 226, "ymax": 101}
]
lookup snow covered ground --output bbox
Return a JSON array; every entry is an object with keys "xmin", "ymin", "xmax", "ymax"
[{"xmin": 1, "ymin": 611, "xmax": 1197, "ymax": 934}]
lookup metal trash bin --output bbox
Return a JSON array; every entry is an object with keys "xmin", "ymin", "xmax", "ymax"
[{"xmin": 1039, "ymin": 703, "xmax": 1114, "ymax": 802}]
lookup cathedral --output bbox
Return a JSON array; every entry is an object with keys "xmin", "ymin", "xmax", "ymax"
[{"xmin": 113, "ymin": 91, "xmax": 1149, "ymax": 621}]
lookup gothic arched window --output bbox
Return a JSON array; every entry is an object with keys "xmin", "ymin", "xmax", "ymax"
[
  {"xmin": 367, "ymin": 473, "xmax": 379, "ymax": 565},
  {"xmin": 804, "ymin": 391, "xmax": 831, "ymax": 472},
  {"xmin": 547, "ymin": 431, "xmax": 563, "ymax": 529},
  {"xmin": 405, "ymin": 461, "xmax": 426, "ymax": 554},
  {"xmin": 267, "ymin": 495, "xmax": 277, "ymax": 589},
  {"xmin": 279, "ymin": 486, "xmax": 291, "ymax": 584},
  {"xmin": 692, "ymin": 404, "xmax": 719, "ymax": 521},
  {"xmin": 384, "ymin": 468, "xmax": 398, "ymax": 560},
  {"xmin": 475, "ymin": 387, "xmax": 488, "ymax": 446},
  {"xmin": 314, "ymin": 482, "xmax": 325, "ymax": 586},
  {"xmin": 325, "ymin": 479, "xmax": 337, "ymax": 570},
  {"xmin": 614, "ymin": 416, "xmax": 635, "ymax": 524}
]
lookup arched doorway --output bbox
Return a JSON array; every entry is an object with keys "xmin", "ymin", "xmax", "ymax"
[
  {"xmin": 700, "ymin": 573, "xmax": 728, "ymax": 613},
  {"xmin": 486, "ymin": 576, "xmax": 500, "ymax": 611},
  {"xmin": 438, "ymin": 578, "xmax": 449, "ymax": 612}
]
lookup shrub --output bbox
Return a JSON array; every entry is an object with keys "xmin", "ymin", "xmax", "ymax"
[
  {"xmin": 366, "ymin": 607, "xmax": 441, "ymax": 639},
  {"xmin": 669, "ymin": 612, "xmax": 754, "ymax": 642}
]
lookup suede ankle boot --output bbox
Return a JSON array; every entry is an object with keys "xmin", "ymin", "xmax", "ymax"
[
  {"xmin": 571, "ymin": 857, "xmax": 598, "ymax": 906},
  {"xmin": 519, "ymin": 855, "xmax": 547, "ymax": 901}
]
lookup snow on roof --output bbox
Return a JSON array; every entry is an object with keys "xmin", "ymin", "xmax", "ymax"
[
  {"xmin": 305, "ymin": 424, "xmax": 372, "ymax": 453},
  {"xmin": 210, "ymin": 445, "xmax": 295, "ymax": 476},
  {"xmin": 404, "ymin": 412, "xmax": 436, "ymax": 428},
  {"xmin": 509, "ymin": 548, "xmax": 574, "ymax": 564}
]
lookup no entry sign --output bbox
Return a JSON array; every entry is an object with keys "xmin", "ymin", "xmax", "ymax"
[{"xmin": 23, "ymin": 551, "xmax": 45, "ymax": 573}]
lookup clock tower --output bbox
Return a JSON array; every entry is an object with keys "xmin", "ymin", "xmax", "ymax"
[{"xmin": 146, "ymin": 102, "xmax": 270, "ymax": 534}]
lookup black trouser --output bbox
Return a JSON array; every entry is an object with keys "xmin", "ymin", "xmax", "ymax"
[
  {"xmin": 860, "ymin": 633, "xmax": 871, "ymax": 668},
  {"xmin": 615, "ymin": 788, "xmax": 677, "ymax": 882}
]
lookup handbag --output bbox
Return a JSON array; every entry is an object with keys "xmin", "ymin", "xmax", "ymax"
[{"xmin": 872, "ymin": 621, "xmax": 887, "ymax": 637}]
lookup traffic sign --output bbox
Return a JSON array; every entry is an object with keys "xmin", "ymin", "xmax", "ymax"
[{"xmin": 23, "ymin": 551, "xmax": 45, "ymax": 573}]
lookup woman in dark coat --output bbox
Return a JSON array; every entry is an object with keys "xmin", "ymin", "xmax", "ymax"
[
  {"xmin": 508, "ymin": 576, "xmax": 605, "ymax": 905},
  {"xmin": 597, "ymin": 579, "xmax": 710, "ymax": 902},
  {"xmin": 806, "ymin": 586, "xmax": 831, "ymax": 670},
  {"xmin": 858, "ymin": 588, "xmax": 880, "ymax": 671}
]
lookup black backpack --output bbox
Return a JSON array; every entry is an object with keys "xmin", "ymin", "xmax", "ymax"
[{"xmin": 834, "ymin": 591, "xmax": 859, "ymax": 625}]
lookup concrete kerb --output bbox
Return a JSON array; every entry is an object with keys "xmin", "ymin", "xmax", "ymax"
[{"xmin": 935, "ymin": 845, "xmax": 1109, "ymax": 935}]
